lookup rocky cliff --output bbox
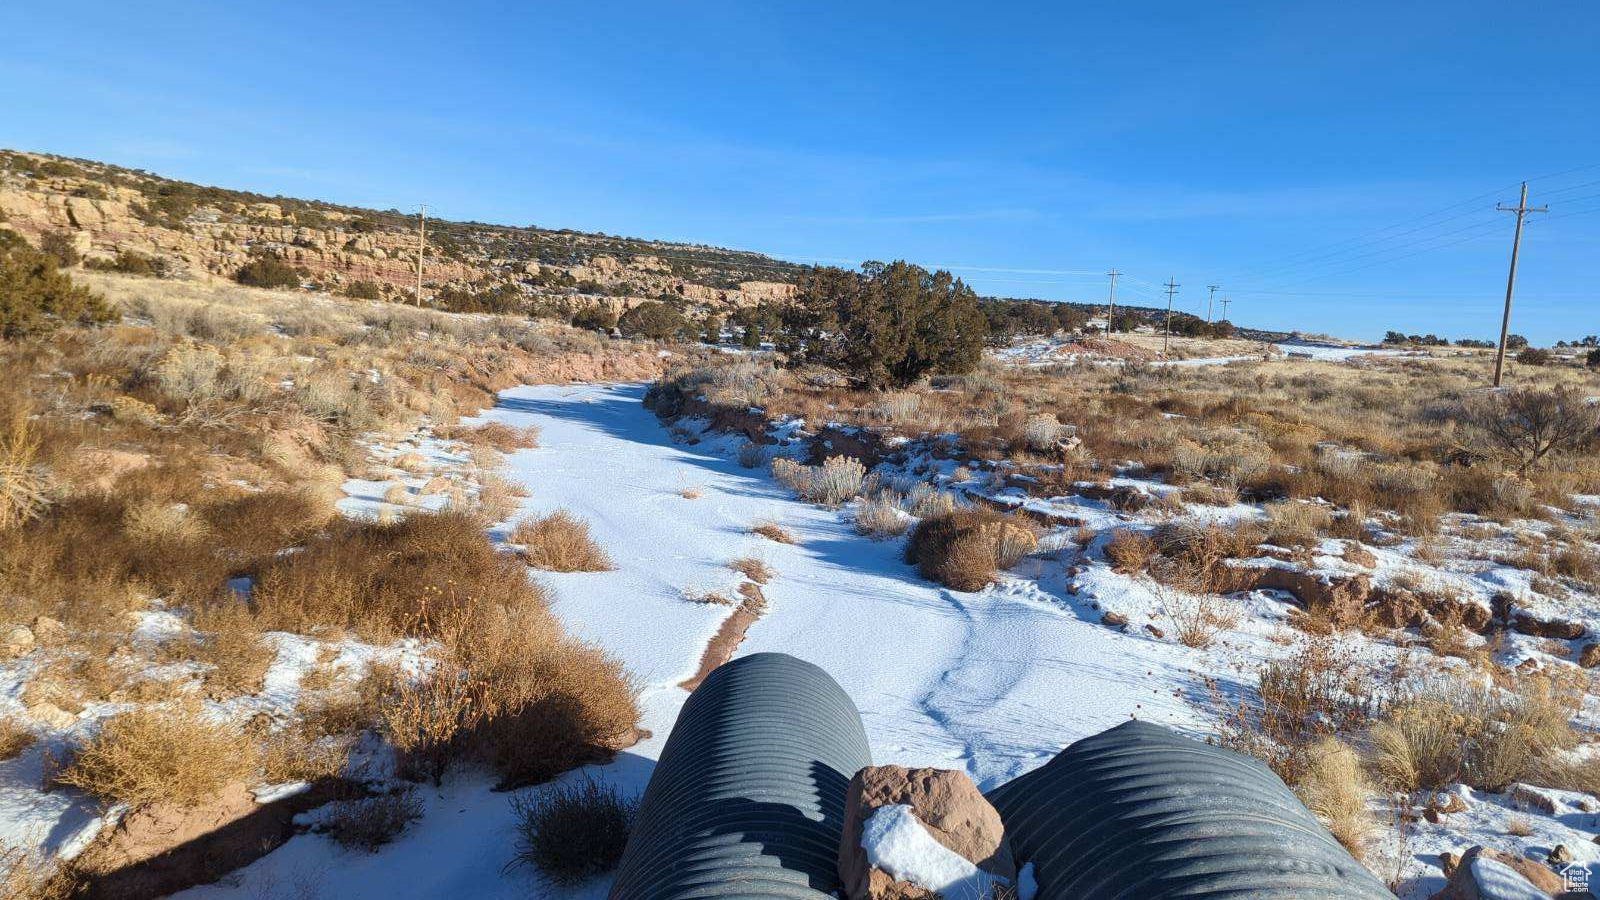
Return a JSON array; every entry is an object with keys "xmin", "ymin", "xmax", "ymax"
[{"xmin": 0, "ymin": 150, "xmax": 798, "ymax": 317}]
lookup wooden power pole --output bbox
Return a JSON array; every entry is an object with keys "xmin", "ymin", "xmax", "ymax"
[
  {"xmin": 1206, "ymin": 284, "xmax": 1219, "ymax": 324},
  {"xmin": 414, "ymin": 204, "xmax": 427, "ymax": 307},
  {"xmin": 1163, "ymin": 278, "xmax": 1180, "ymax": 355},
  {"xmin": 1491, "ymin": 182, "xmax": 1546, "ymax": 387},
  {"xmin": 1220, "ymin": 295, "xmax": 1232, "ymax": 323},
  {"xmin": 1105, "ymin": 269, "xmax": 1120, "ymax": 333}
]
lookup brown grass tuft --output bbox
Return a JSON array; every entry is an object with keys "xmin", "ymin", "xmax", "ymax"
[
  {"xmin": 1294, "ymin": 737, "xmax": 1374, "ymax": 858},
  {"xmin": 751, "ymin": 520, "xmax": 796, "ymax": 544},
  {"xmin": 513, "ymin": 510, "xmax": 612, "ymax": 572},
  {"xmin": 0, "ymin": 717, "xmax": 36, "ymax": 761},
  {"xmin": 1105, "ymin": 530, "xmax": 1157, "ymax": 574},
  {"xmin": 438, "ymin": 421, "xmax": 541, "ymax": 452},
  {"xmin": 728, "ymin": 557, "xmax": 774, "ymax": 584}
]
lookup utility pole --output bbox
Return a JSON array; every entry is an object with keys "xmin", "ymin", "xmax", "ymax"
[
  {"xmin": 414, "ymin": 204, "xmax": 427, "ymax": 307},
  {"xmin": 1105, "ymin": 269, "xmax": 1120, "ymax": 333},
  {"xmin": 1162, "ymin": 278, "xmax": 1180, "ymax": 355},
  {"xmin": 1491, "ymin": 182, "xmax": 1546, "ymax": 387},
  {"xmin": 1206, "ymin": 285, "xmax": 1219, "ymax": 324},
  {"xmin": 1220, "ymin": 295, "xmax": 1232, "ymax": 323}
]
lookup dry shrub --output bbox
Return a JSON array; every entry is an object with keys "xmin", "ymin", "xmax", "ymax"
[
  {"xmin": 728, "ymin": 557, "xmax": 774, "ymax": 584},
  {"xmin": 1021, "ymin": 413, "xmax": 1067, "ymax": 452},
  {"xmin": 1372, "ymin": 676, "xmax": 1579, "ymax": 793},
  {"xmin": 439, "ymin": 421, "xmax": 541, "ymax": 452},
  {"xmin": 1295, "ymin": 737, "xmax": 1374, "ymax": 858},
  {"xmin": 0, "ymin": 405, "xmax": 51, "ymax": 529},
  {"xmin": 122, "ymin": 499, "xmax": 211, "ymax": 544},
  {"xmin": 260, "ymin": 726, "xmax": 351, "ymax": 785},
  {"xmin": 1263, "ymin": 501, "xmax": 1332, "ymax": 548},
  {"xmin": 854, "ymin": 492, "xmax": 909, "ymax": 538},
  {"xmin": 736, "ymin": 442, "xmax": 766, "ymax": 469},
  {"xmin": 189, "ymin": 599, "xmax": 273, "ymax": 698},
  {"xmin": 513, "ymin": 510, "xmax": 612, "ymax": 572},
  {"xmin": 324, "ymin": 788, "xmax": 423, "ymax": 852},
  {"xmin": 905, "ymin": 509, "xmax": 1038, "ymax": 591},
  {"xmin": 379, "ymin": 668, "xmax": 476, "ymax": 785},
  {"xmin": 1150, "ymin": 578, "xmax": 1233, "ymax": 649},
  {"xmin": 57, "ymin": 703, "xmax": 259, "ymax": 809},
  {"xmin": 508, "ymin": 778, "xmax": 636, "ymax": 886},
  {"xmin": 751, "ymin": 520, "xmax": 796, "ymax": 544},
  {"xmin": 1105, "ymin": 530, "xmax": 1157, "ymax": 574},
  {"xmin": 1505, "ymin": 815, "xmax": 1534, "ymax": 837},
  {"xmin": 772, "ymin": 455, "xmax": 866, "ymax": 506},
  {"xmin": 474, "ymin": 474, "xmax": 527, "ymax": 523},
  {"xmin": 251, "ymin": 510, "xmax": 547, "ymax": 639},
  {"xmin": 1, "ymin": 848, "xmax": 79, "ymax": 900},
  {"xmin": 1219, "ymin": 639, "xmax": 1381, "ymax": 787},
  {"xmin": 0, "ymin": 718, "xmax": 35, "ymax": 761},
  {"xmin": 379, "ymin": 606, "xmax": 639, "ymax": 791}
]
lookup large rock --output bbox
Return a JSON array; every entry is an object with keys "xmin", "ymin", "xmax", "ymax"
[
  {"xmin": 2, "ymin": 625, "xmax": 35, "ymax": 658},
  {"xmin": 839, "ymin": 765, "xmax": 1016, "ymax": 900},
  {"xmin": 1431, "ymin": 845, "xmax": 1563, "ymax": 899}
]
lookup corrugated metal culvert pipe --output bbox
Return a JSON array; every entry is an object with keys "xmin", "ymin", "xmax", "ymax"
[
  {"xmin": 612, "ymin": 654, "xmax": 1390, "ymax": 899},
  {"xmin": 986, "ymin": 720, "xmax": 1395, "ymax": 899},
  {"xmin": 608, "ymin": 652, "xmax": 872, "ymax": 900}
]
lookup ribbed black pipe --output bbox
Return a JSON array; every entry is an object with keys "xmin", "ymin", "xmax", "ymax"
[
  {"xmin": 986, "ymin": 720, "xmax": 1394, "ymax": 900},
  {"xmin": 609, "ymin": 652, "xmax": 872, "ymax": 900}
]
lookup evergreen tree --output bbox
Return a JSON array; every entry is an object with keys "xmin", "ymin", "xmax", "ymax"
[{"xmin": 782, "ymin": 261, "xmax": 987, "ymax": 389}]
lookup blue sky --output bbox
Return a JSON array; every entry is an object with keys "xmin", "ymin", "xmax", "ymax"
[{"xmin": 3, "ymin": 1, "xmax": 1597, "ymax": 343}]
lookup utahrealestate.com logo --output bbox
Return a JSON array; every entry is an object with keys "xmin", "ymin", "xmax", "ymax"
[{"xmin": 1561, "ymin": 861, "xmax": 1592, "ymax": 894}]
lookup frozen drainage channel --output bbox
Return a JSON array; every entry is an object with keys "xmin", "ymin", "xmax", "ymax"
[{"xmin": 474, "ymin": 382, "xmax": 1207, "ymax": 785}]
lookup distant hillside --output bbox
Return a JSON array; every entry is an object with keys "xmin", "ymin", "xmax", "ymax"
[
  {"xmin": 0, "ymin": 150, "xmax": 807, "ymax": 319},
  {"xmin": 0, "ymin": 149, "xmax": 1286, "ymax": 338}
]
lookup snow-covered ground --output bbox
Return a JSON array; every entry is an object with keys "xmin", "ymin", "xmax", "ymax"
[
  {"xmin": 111, "ymin": 379, "xmax": 1594, "ymax": 899},
  {"xmin": 177, "ymin": 382, "xmax": 1209, "ymax": 899}
]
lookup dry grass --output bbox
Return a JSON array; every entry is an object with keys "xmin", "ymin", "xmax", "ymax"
[
  {"xmin": 0, "ymin": 405, "xmax": 51, "ymax": 530},
  {"xmin": 854, "ymin": 492, "xmax": 910, "ymax": 538},
  {"xmin": 1371, "ymin": 675, "xmax": 1579, "ymax": 793},
  {"xmin": 438, "ymin": 421, "xmax": 541, "ymax": 452},
  {"xmin": 56, "ymin": 702, "xmax": 260, "ymax": 809},
  {"xmin": 771, "ymin": 455, "xmax": 866, "ymax": 506},
  {"xmin": 1105, "ymin": 530, "xmax": 1157, "ymax": 574},
  {"xmin": 751, "ymin": 520, "xmax": 796, "ymax": 544},
  {"xmin": 728, "ymin": 557, "xmax": 774, "ymax": 584},
  {"xmin": 905, "ymin": 509, "xmax": 1038, "ymax": 591},
  {"xmin": 0, "ymin": 718, "xmax": 35, "ymax": 761},
  {"xmin": 1505, "ymin": 815, "xmax": 1534, "ymax": 837},
  {"xmin": 251, "ymin": 510, "xmax": 549, "ymax": 639},
  {"xmin": 513, "ymin": 510, "xmax": 613, "ymax": 572},
  {"xmin": 1, "ymin": 848, "xmax": 80, "ymax": 900},
  {"xmin": 1294, "ymin": 737, "xmax": 1374, "ymax": 858}
]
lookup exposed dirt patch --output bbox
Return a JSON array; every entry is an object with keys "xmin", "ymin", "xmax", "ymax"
[
  {"xmin": 73, "ymin": 779, "xmax": 352, "ymax": 900},
  {"xmin": 680, "ymin": 583, "xmax": 769, "ymax": 691}
]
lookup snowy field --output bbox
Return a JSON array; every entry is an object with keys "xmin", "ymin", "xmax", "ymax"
[
  {"xmin": 172, "ymin": 381, "xmax": 1209, "ymax": 899},
  {"xmin": 94, "ymin": 377, "xmax": 1587, "ymax": 899}
]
